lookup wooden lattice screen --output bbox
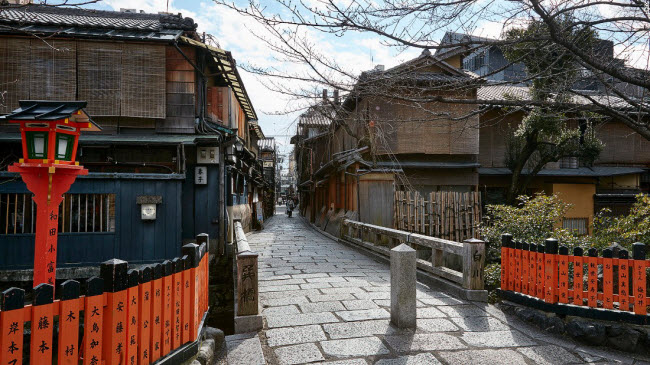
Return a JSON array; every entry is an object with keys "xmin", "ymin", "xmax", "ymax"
[
  {"xmin": 0, "ymin": 38, "xmax": 30, "ymax": 115},
  {"xmin": 394, "ymin": 190, "xmax": 482, "ymax": 241},
  {"xmin": 29, "ymin": 40, "xmax": 77, "ymax": 101},
  {"xmin": 121, "ymin": 44, "xmax": 165, "ymax": 118},
  {"xmin": 77, "ymin": 42, "xmax": 123, "ymax": 116}
]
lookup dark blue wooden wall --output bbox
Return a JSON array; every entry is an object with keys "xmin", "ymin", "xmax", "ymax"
[{"xmin": 0, "ymin": 173, "xmax": 184, "ymax": 269}]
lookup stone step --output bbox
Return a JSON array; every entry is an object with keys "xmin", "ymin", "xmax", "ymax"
[{"xmin": 224, "ymin": 333, "xmax": 266, "ymax": 365}]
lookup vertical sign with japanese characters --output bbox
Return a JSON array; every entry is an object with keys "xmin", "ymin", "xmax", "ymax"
[
  {"xmin": 528, "ymin": 244, "xmax": 537, "ymax": 296},
  {"xmin": 182, "ymin": 255, "xmax": 191, "ymax": 344},
  {"xmin": 100, "ymin": 259, "xmax": 128, "ymax": 365},
  {"xmin": 558, "ymin": 247, "xmax": 569, "ymax": 304},
  {"xmin": 172, "ymin": 258, "xmax": 183, "ymax": 349},
  {"xmin": 618, "ymin": 250, "xmax": 629, "ymax": 312},
  {"xmin": 150, "ymin": 264, "xmax": 163, "ymax": 362},
  {"xmin": 536, "ymin": 245, "xmax": 545, "ymax": 300},
  {"xmin": 521, "ymin": 243, "xmax": 529, "ymax": 295},
  {"xmin": 30, "ymin": 284, "xmax": 54, "ymax": 364},
  {"xmin": 139, "ymin": 266, "xmax": 152, "ymax": 364},
  {"xmin": 83, "ymin": 278, "xmax": 103, "ymax": 365},
  {"xmin": 237, "ymin": 252, "xmax": 259, "ymax": 316},
  {"xmin": 162, "ymin": 261, "xmax": 173, "ymax": 355},
  {"xmin": 514, "ymin": 242, "xmax": 522, "ymax": 293},
  {"xmin": 602, "ymin": 249, "xmax": 614, "ymax": 309},
  {"xmin": 632, "ymin": 243, "xmax": 647, "ymax": 315},
  {"xmin": 572, "ymin": 248, "xmax": 584, "ymax": 306},
  {"xmin": 587, "ymin": 249, "xmax": 599, "ymax": 308},
  {"xmin": 58, "ymin": 280, "xmax": 81, "ymax": 365},
  {"xmin": 0, "ymin": 288, "xmax": 25, "ymax": 365},
  {"xmin": 126, "ymin": 270, "xmax": 139, "ymax": 365}
]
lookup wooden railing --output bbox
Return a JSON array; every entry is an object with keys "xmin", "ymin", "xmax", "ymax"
[
  {"xmin": 234, "ymin": 219, "xmax": 259, "ymax": 316},
  {"xmin": 500, "ymin": 234, "xmax": 650, "ymax": 319},
  {"xmin": 0, "ymin": 236, "xmax": 210, "ymax": 365},
  {"xmin": 342, "ymin": 219, "xmax": 486, "ymax": 291}
]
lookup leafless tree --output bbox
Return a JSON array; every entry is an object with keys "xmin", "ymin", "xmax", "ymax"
[{"xmin": 214, "ymin": 0, "xmax": 649, "ymax": 204}]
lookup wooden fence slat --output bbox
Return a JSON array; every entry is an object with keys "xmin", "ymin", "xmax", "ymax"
[
  {"xmin": 162, "ymin": 260, "xmax": 173, "ymax": 355},
  {"xmin": 618, "ymin": 250, "xmax": 630, "ymax": 312},
  {"xmin": 172, "ymin": 257, "xmax": 183, "ymax": 349},
  {"xmin": 587, "ymin": 248, "xmax": 599, "ymax": 308},
  {"xmin": 602, "ymin": 249, "xmax": 614, "ymax": 309},
  {"xmin": 528, "ymin": 244, "xmax": 537, "ymax": 296},
  {"xmin": 30, "ymin": 284, "xmax": 55, "ymax": 365},
  {"xmin": 182, "ymin": 243, "xmax": 201, "ymax": 341},
  {"xmin": 536, "ymin": 244, "xmax": 545, "ymax": 300},
  {"xmin": 500, "ymin": 235, "xmax": 508, "ymax": 290},
  {"xmin": 521, "ymin": 242, "xmax": 530, "ymax": 295},
  {"xmin": 101, "ymin": 259, "xmax": 128, "ymax": 365},
  {"xmin": 83, "ymin": 277, "xmax": 104, "ymax": 365},
  {"xmin": 632, "ymin": 243, "xmax": 646, "ymax": 315},
  {"xmin": 139, "ymin": 266, "xmax": 153, "ymax": 364},
  {"xmin": 544, "ymin": 239, "xmax": 559, "ymax": 304},
  {"xmin": 573, "ymin": 248, "xmax": 584, "ymax": 306},
  {"xmin": 514, "ymin": 241, "xmax": 522, "ymax": 293},
  {"xmin": 182, "ymin": 255, "xmax": 191, "ymax": 344},
  {"xmin": 0, "ymin": 288, "xmax": 25, "ymax": 365},
  {"xmin": 508, "ymin": 238, "xmax": 516, "ymax": 291},
  {"xmin": 150, "ymin": 263, "xmax": 163, "ymax": 362},
  {"xmin": 558, "ymin": 246, "xmax": 569, "ymax": 304},
  {"xmin": 126, "ymin": 269, "xmax": 140, "ymax": 365},
  {"xmin": 58, "ymin": 280, "xmax": 81, "ymax": 365}
]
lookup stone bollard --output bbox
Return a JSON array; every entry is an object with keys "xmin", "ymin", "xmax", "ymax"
[{"xmin": 390, "ymin": 243, "xmax": 416, "ymax": 329}]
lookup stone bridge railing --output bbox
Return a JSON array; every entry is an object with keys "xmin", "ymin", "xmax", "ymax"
[
  {"xmin": 341, "ymin": 219, "xmax": 487, "ymax": 301},
  {"xmin": 233, "ymin": 219, "xmax": 262, "ymax": 333}
]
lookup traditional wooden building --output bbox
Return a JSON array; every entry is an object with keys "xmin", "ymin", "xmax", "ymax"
[
  {"xmin": 293, "ymin": 50, "xmax": 482, "ymax": 235},
  {"xmin": 295, "ymin": 44, "xmax": 649, "ymax": 239},
  {"xmin": 0, "ymin": 5, "xmax": 270, "ymax": 275}
]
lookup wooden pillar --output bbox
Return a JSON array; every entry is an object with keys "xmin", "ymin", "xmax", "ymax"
[
  {"xmin": 100, "ymin": 258, "xmax": 128, "ymax": 365},
  {"xmin": 58, "ymin": 280, "xmax": 81, "ymax": 365}
]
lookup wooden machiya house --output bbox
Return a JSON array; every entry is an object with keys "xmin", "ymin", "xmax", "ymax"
[
  {"xmin": 294, "ymin": 45, "xmax": 650, "ymax": 240},
  {"xmin": 435, "ymin": 32, "xmax": 650, "ymax": 235},
  {"xmin": 293, "ymin": 50, "xmax": 484, "ymax": 240},
  {"xmin": 0, "ymin": 5, "xmax": 273, "ymax": 276}
]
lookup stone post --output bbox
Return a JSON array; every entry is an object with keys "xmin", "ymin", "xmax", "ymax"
[
  {"xmin": 462, "ymin": 238, "xmax": 486, "ymax": 290},
  {"xmin": 390, "ymin": 243, "xmax": 416, "ymax": 329}
]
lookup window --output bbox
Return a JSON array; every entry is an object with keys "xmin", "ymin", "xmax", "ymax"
[
  {"xmin": 55, "ymin": 133, "xmax": 74, "ymax": 160},
  {"xmin": 26, "ymin": 131, "xmax": 48, "ymax": 159},
  {"xmin": 562, "ymin": 217, "xmax": 588, "ymax": 235},
  {"xmin": 0, "ymin": 193, "xmax": 116, "ymax": 234}
]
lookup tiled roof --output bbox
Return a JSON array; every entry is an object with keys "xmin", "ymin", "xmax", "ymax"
[
  {"xmin": 298, "ymin": 105, "xmax": 334, "ymax": 127},
  {"xmin": 478, "ymin": 84, "xmax": 638, "ymax": 109},
  {"xmin": 0, "ymin": 5, "xmax": 196, "ymax": 31}
]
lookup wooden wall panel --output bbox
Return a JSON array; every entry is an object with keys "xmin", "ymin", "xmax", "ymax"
[
  {"xmin": 122, "ymin": 43, "xmax": 165, "ymax": 118},
  {"xmin": 29, "ymin": 40, "xmax": 76, "ymax": 100},
  {"xmin": 77, "ymin": 42, "xmax": 122, "ymax": 116},
  {"xmin": 0, "ymin": 38, "xmax": 30, "ymax": 115}
]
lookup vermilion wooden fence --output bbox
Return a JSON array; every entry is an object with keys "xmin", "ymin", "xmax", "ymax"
[
  {"xmin": 500, "ymin": 234, "xmax": 649, "ymax": 317},
  {"xmin": 0, "ymin": 240, "xmax": 209, "ymax": 365}
]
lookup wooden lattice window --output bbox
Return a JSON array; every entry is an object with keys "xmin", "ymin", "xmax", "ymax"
[
  {"xmin": 0, "ymin": 193, "xmax": 116, "ymax": 235},
  {"xmin": 562, "ymin": 217, "xmax": 588, "ymax": 235}
]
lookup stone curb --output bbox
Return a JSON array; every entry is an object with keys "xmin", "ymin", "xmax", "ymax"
[{"xmin": 499, "ymin": 300, "xmax": 650, "ymax": 355}]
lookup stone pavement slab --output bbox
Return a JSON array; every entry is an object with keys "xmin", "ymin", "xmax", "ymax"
[{"xmin": 242, "ymin": 210, "xmax": 640, "ymax": 365}]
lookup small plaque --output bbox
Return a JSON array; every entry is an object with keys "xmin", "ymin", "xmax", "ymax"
[{"xmin": 195, "ymin": 166, "xmax": 207, "ymax": 185}]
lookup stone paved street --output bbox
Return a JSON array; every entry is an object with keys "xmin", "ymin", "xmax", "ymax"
[{"xmin": 240, "ymin": 209, "xmax": 650, "ymax": 364}]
